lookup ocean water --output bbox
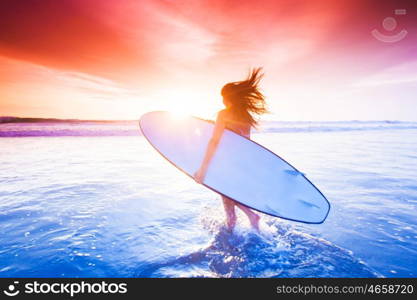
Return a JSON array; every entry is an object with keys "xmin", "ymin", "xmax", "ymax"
[{"xmin": 0, "ymin": 120, "xmax": 416, "ymax": 278}]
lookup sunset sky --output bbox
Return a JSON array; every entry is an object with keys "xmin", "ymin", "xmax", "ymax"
[{"xmin": 1, "ymin": 0, "xmax": 416, "ymax": 121}]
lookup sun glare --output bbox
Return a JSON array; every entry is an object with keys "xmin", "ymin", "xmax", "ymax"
[
  {"xmin": 164, "ymin": 91, "xmax": 200, "ymax": 119},
  {"xmin": 152, "ymin": 89, "xmax": 218, "ymax": 121},
  {"xmin": 168, "ymin": 105, "xmax": 191, "ymax": 120}
]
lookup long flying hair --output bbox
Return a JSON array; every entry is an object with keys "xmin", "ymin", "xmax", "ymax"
[{"xmin": 221, "ymin": 67, "xmax": 267, "ymax": 127}]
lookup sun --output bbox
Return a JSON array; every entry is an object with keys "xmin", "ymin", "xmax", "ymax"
[
  {"xmin": 163, "ymin": 91, "xmax": 203, "ymax": 119},
  {"xmin": 152, "ymin": 88, "xmax": 218, "ymax": 121},
  {"xmin": 167, "ymin": 103, "xmax": 192, "ymax": 120}
]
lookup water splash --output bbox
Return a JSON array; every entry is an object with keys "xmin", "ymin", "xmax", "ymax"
[{"xmin": 135, "ymin": 213, "xmax": 379, "ymax": 278}]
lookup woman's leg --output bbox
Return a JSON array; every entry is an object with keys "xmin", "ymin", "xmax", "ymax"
[
  {"xmin": 235, "ymin": 203, "xmax": 260, "ymax": 231},
  {"xmin": 222, "ymin": 196, "xmax": 236, "ymax": 230}
]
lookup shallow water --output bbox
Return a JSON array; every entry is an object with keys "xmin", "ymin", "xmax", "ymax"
[{"xmin": 0, "ymin": 123, "xmax": 416, "ymax": 277}]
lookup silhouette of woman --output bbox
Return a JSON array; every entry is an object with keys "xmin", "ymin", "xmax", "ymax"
[{"xmin": 194, "ymin": 68, "xmax": 268, "ymax": 231}]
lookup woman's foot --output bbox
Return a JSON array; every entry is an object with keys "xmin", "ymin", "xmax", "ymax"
[
  {"xmin": 249, "ymin": 213, "xmax": 260, "ymax": 231},
  {"xmin": 235, "ymin": 203, "xmax": 260, "ymax": 231},
  {"xmin": 222, "ymin": 196, "xmax": 236, "ymax": 231},
  {"xmin": 226, "ymin": 212, "xmax": 236, "ymax": 231}
]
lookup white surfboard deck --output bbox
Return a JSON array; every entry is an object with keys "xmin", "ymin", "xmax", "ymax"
[{"xmin": 139, "ymin": 111, "xmax": 330, "ymax": 224}]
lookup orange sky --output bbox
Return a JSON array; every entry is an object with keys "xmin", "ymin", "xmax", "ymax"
[{"xmin": 1, "ymin": 0, "xmax": 417, "ymax": 120}]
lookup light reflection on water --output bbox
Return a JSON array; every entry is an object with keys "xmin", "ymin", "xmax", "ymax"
[{"xmin": 0, "ymin": 128, "xmax": 416, "ymax": 277}]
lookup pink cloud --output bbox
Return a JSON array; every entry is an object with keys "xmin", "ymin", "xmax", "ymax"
[{"xmin": 1, "ymin": 0, "xmax": 417, "ymax": 120}]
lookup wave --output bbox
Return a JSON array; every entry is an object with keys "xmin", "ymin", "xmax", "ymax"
[
  {"xmin": 258, "ymin": 120, "xmax": 417, "ymax": 133},
  {"xmin": 0, "ymin": 121, "xmax": 140, "ymax": 137},
  {"xmin": 1, "ymin": 117, "xmax": 417, "ymax": 137}
]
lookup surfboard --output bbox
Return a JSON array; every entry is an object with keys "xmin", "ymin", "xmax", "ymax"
[{"xmin": 139, "ymin": 111, "xmax": 330, "ymax": 224}]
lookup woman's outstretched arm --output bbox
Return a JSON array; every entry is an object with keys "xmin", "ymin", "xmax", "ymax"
[{"xmin": 194, "ymin": 110, "xmax": 226, "ymax": 183}]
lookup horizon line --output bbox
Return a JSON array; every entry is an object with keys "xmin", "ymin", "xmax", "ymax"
[{"xmin": 1, "ymin": 116, "xmax": 416, "ymax": 124}]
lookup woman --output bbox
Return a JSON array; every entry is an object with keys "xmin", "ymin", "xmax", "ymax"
[{"xmin": 194, "ymin": 68, "xmax": 268, "ymax": 231}]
